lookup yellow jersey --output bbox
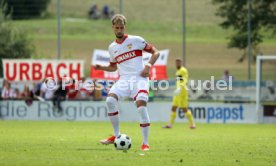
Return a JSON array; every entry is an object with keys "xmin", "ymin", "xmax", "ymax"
[{"xmin": 176, "ymin": 66, "xmax": 188, "ymax": 95}]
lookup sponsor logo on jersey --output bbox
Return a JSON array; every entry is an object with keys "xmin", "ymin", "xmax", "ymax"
[{"xmin": 115, "ymin": 50, "xmax": 142, "ymax": 64}]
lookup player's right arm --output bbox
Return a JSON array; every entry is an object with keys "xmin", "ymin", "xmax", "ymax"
[
  {"xmin": 94, "ymin": 44, "xmax": 118, "ymax": 72},
  {"xmin": 93, "ymin": 63, "xmax": 117, "ymax": 72}
]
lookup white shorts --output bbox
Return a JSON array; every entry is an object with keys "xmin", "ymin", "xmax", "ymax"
[{"xmin": 109, "ymin": 76, "xmax": 149, "ymax": 102}]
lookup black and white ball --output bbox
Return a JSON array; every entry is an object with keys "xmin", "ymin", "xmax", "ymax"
[{"xmin": 114, "ymin": 134, "xmax": 131, "ymax": 150}]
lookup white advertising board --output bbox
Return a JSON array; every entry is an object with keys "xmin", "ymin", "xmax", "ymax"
[{"xmin": 0, "ymin": 101, "xmax": 258, "ymax": 123}]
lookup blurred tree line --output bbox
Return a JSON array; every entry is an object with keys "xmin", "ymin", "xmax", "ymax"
[
  {"xmin": 0, "ymin": 1, "xmax": 37, "ymax": 77},
  {"xmin": 0, "ymin": 0, "xmax": 50, "ymax": 19},
  {"xmin": 213, "ymin": 0, "xmax": 276, "ymax": 62}
]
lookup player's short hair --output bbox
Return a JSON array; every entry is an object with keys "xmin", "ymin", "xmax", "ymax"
[
  {"xmin": 175, "ymin": 58, "xmax": 182, "ymax": 62},
  {"xmin": 111, "ymin": 14, "xmax": 127, "ymax": 25}
]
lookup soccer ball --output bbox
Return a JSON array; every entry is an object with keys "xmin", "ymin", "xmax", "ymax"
[{"xmin": 114, "ymin": 134, "xmax": 131, "ymax": 150}]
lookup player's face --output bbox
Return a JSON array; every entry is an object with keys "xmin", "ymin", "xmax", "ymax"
[
  {"xmin": 112, "ymin": 23, "xmax": 125, "ymax": 39},
  {"xmin": 175, "ymin": 60, "xmax": 182, "ymax": 69}
]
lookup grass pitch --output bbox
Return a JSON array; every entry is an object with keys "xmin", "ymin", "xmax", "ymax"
[{"xmin": 0, "ymin": 121, "xmax": 275, "ymax": 165}]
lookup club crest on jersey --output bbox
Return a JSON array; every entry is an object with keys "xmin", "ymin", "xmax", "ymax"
[{"xmin": 127, "ymin": 44, "xmax": 132, "ymax": 50}]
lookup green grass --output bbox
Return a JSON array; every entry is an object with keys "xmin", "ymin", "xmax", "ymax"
[
  {"xmin": 47, "ymin": 0, "xmax": 221, "ymax": 24},
  {"xmin": 0, "ymin": 121, "xmax": 276, "ymax": 165},
  {"xmin": 11, "ymin": 19, "xmax": 276, "ymax": 44}
]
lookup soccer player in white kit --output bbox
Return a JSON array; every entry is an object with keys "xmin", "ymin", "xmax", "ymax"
[{"xmin": 94, "ymin": 14, "xmax": 160, "ymax": 151}]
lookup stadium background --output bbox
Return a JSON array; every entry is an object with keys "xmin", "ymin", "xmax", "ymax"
[
  {"xmin": 1, "ymin": 0, "xmax": 276, "ymax": 165},
  {"xmin": 12, "ymin": 0, "xmax": 276, "ymax": 80}
]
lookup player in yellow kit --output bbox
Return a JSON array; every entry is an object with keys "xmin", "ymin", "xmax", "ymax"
[{"xmin": 163, "ymin": 59, "xmax": 196, "ymax": 129}]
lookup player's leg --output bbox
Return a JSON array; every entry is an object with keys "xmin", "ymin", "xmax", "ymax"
[
  {"xmin": 182, "ymin": 107, "xmax": 196, "ymax": 129},
  {"xmin": 132, "ymin": 78, "xmax": 150, "ymax": 151},
  {"xmin": 106, "ymin": 93, "xmax": 120, "ymax": 136},
  {"xmin": 100, "ymin": 93, "xmax": 120, "ymax": 144},
  {"xmin": 163, "ymin": 105, "xmax": 177, "ymax": 128},
  {"xmin": 163, "ymin": 96, "xmax": 178, "ymax": 128},
  {"xmin": 136, "ymin": 99, "xmax": 150, "ymax": 151},
  {"xmin": 101, "ymin": 79, "xmax": 130, "ymax": 144},
  {"xmin": 180, "ymin": 97, "xmax": 196, "ymax": 129}
]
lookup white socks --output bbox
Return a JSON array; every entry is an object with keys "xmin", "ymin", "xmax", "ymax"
[
  {"xmin": 138, "ymin": 106, "xmax": 150, "ymax": 145},
  {"xmin": 106, "ymin": 97, "xmax": 120, "ymax": 137},
  {"xmin": 106, "ymin": 96, "xmax": 150, "ymax": 145}
]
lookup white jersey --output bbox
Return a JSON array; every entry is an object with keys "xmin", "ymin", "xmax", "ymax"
[{"xmin": 108, "ymin": 34, "xmax": 152, "ymax": 78}]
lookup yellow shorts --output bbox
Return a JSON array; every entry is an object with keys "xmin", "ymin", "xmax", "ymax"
[{"xmin": 172, "ymin": 95, "xmax": 188, "ymax": 108}]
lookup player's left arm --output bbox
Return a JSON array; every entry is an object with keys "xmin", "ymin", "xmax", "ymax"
[{"xmin": 140, "ymin": 45, "xmax": 160, "ymax": 77}]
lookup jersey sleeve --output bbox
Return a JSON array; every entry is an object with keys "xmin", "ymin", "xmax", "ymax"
[{"xmin": 136, "ymin": 36, "xmax": 153, "ymax": 52}]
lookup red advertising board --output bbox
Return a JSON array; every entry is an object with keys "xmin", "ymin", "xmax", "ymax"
[{"xmin": 2, "ymin": 59, "xmax": 84, "ymax": 81}]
